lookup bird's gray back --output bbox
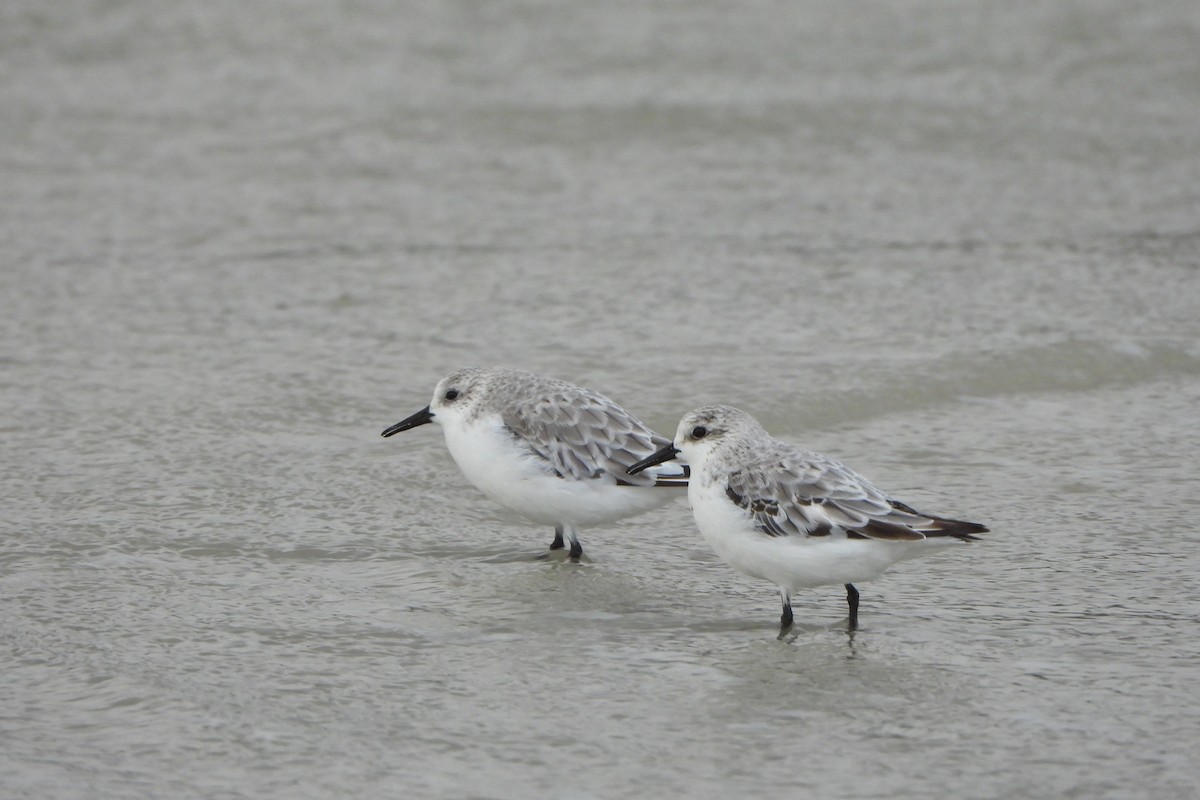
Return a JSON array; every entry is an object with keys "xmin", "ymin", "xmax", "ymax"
[{"xmin": 496, "ymin": 374, "xmax": 671, "ymax": 486}]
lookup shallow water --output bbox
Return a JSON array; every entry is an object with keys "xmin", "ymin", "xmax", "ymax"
[{"xmin": 4, "ymin": 1, "xmax": 1200, "ymax": 798}]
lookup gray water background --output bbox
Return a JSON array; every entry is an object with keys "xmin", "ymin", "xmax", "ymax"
[{"xmin": 4, "ymin": 1, "xmax": 1200, "ymax": 798}]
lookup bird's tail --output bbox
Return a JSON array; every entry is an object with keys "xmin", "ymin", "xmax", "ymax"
[
  {"xmin": 922, "ymin": 516, "xmax": 988, "ymax": 542},
  {"xmin": 886, "ymin": 498, "xmax": 987, "ymax": 541},
  {"xmin": 651, "ymin": 463, "xmax": 690, "ymax": 488}
]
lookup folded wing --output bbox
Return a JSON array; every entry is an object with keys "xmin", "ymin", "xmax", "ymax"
[
  {"xmin": 504, "ymin": 390, "xmax": 689, "ymax": 487},
  {"xmin": 725, "ymin": 451, "xmax": 986, "ymax": 541}
]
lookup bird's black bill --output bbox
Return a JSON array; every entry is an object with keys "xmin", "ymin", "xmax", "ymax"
[
  {"xmin": 627, "ymin": 444, "xmax": 681, "ymax": 475},
  {"xmin": 381, "ymin": 405, "xmax": 433, "ymax": 437}
]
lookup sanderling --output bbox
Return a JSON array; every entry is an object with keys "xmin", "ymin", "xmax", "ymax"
[
  {"xmin": 382, "ymin": 368, "xmax": 688, "ymax": 559},
  {"xmin": 629, "ymin": 405, "xmax": 987, "ymax": 632}
]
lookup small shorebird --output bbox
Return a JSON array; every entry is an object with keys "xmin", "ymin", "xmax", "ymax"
[
  {"xmin": 383, "ymin": 368, "xmax": 688, "ymax": 559},
  {"xmin": 629, "ymin": 405, "xmax": 986, "ymax": 632}
]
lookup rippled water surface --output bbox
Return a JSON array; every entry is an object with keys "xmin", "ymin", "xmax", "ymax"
[{"xmin": 4, "ymin": 2, "xmax": 1199, "ymax": 798}]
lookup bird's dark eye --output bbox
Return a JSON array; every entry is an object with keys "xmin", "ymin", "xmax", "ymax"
[
  {"xmin": 444, "ymin": 389, "xmax": 459, "ymax": 401},
  {"xmin": 691, "ymin": 425, "xmax": 708, "ymax": 439}
]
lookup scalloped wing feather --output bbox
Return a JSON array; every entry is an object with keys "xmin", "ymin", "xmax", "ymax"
[
  {"xmin": 723, "ymin": 451, "xmax": 975, "ymax": 541},
  {"xmin": 503, "ymin": 389, "xmax": 681, "ymax": 486}
]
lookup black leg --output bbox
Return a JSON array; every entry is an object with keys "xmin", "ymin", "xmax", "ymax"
[
  {"xmin": 845, "ymin": 584, "xmax": 860, "ymax": 630},
  {"xmin": 549, "ymin": 525, "xmax": 565, "ymax": 551},
  {"xmin": 780, "ymin": 590, "xmax": 794, "ymax": 631},
  {"xmin": 568, "ymin": 539, "xmax": 583, "ymax": 560}
]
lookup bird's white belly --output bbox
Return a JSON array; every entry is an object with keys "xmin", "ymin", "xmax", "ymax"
[{"xmin": 441, "ymin": 419, "xmax": 676, "ymax": 526}]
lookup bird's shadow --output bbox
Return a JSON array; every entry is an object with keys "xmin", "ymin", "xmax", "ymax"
[
  {"xmin": 483, "ymin": 548, "xmax": 592, "ymax": 565},
  {"xmin": 683, "ymin": 617, "xmax": 841, "ymax": 637}
]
